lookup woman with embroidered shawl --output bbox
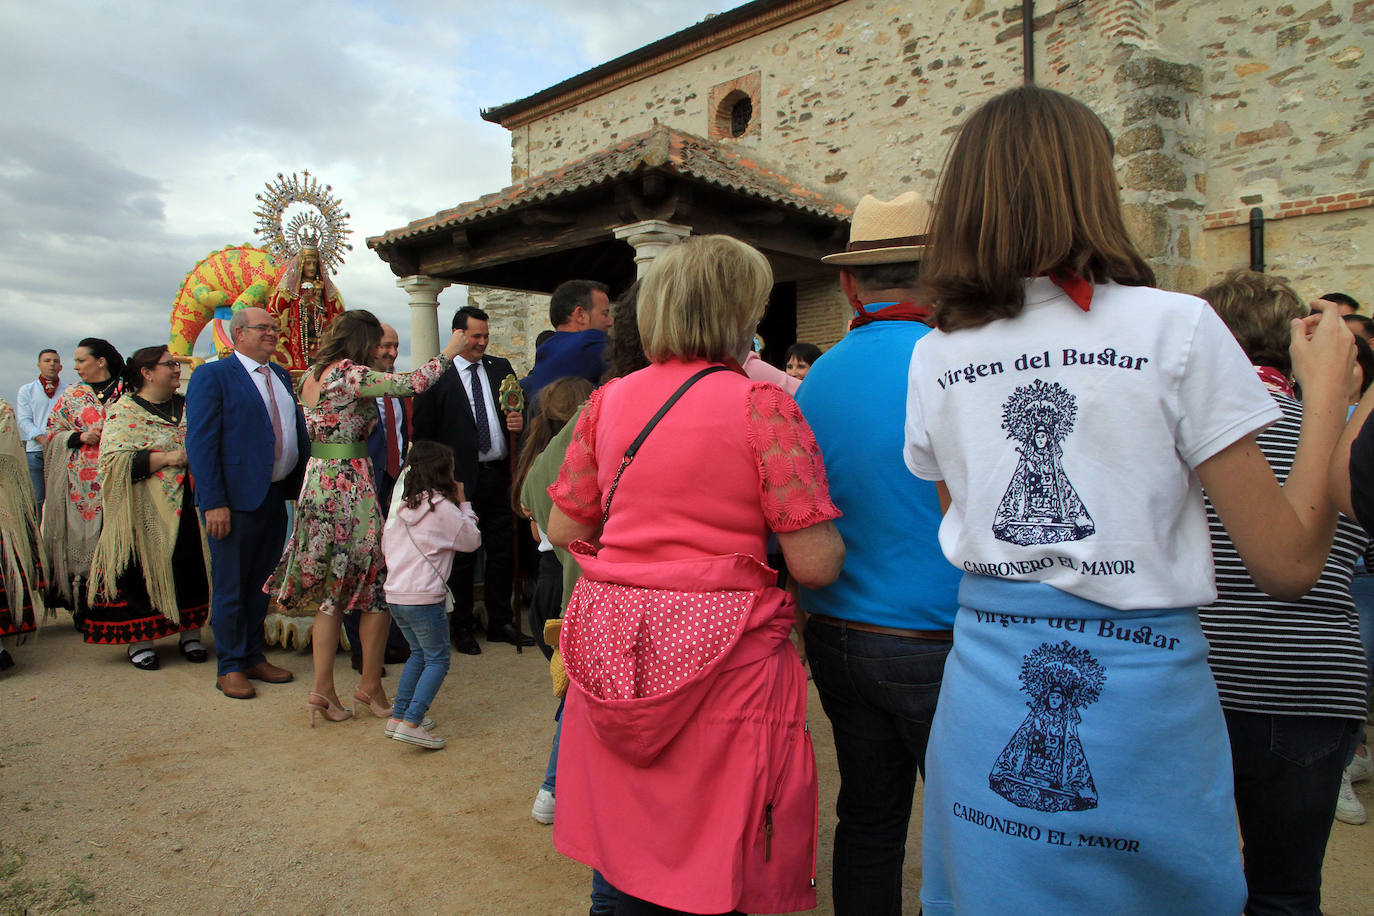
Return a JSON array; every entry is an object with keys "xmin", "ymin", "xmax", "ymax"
[
  {"xmin": 0, "ymin": 397, "xmax": 45, "ymax": 672},
  {"xmin": 42, "ymin": 337, "xmax": 124, "ymax": 629},
  {"xmin": 87, "ymin": 346, "xmax": 210, "ymax": 670}
]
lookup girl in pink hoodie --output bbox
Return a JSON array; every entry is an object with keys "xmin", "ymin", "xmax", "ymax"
[{"xmin": 381, "ymin": 441, "xmax": 480, "ymax": 749}]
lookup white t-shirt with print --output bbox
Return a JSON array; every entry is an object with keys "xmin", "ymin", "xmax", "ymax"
[{"xmin": 903, "ymin": 278, "xmax": 1281, "ymax": 610}]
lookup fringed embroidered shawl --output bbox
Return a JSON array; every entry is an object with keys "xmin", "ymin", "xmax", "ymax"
[{"xmin": 88, "ymin": 396, "xmax": 208, "ymax": 623}]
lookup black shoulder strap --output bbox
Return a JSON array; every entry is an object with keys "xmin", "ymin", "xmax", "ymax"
[{"xmin": 601, "ymin": 365, "xmax": 729, "ymax": 526}]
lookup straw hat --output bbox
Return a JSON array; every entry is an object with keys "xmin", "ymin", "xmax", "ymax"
[{"xmin": 821, "ymin": 191, "xmax": 931, "ymax": 266}]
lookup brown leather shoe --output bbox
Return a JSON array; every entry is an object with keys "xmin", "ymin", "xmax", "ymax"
[
  {"xmin": 243, "ymin": 661, "xmax": 294, "ymax": 684},
  {"xmin": 216, "ymin": 672, "xmax": 256, "ymax": 700}
]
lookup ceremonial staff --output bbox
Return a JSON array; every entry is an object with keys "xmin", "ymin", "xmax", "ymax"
[{"xmin": 499, "ymin": 374, "xmax": 527, "ymax": 653}]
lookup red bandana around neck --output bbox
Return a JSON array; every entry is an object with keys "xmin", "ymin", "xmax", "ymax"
[
  {"xmin": 1048, "ymin": 269, "xmax": 1093, "ymax": 311},
  {"xmin": 1254, "ymin": 365, "xmax": 1295, "ymax": 398},
  {"xmin": 849, "ymin": 301, "xmax": 933, "ymax": 330},
  {"xmin": 39, "ymin": 376, "xmax": 59, "ymax": 398}
]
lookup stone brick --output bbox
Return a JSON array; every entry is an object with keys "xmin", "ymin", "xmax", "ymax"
[
  {"xmin": 1123, "ymin": 202, "xmax": 1172, "ymax": 257},
  {"xmin": 1123, "ymin": 152, "xmax": 1188, "ymax": 191},
  {"xmin": 1117, "ymin": 124, "xmax": 1165, "ymax": 155},
  {"xmin": 1233, "ymin": 121, "xmax": 1294, "ymax": 148}
]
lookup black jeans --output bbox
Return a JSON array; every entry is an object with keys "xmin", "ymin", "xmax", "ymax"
[
  {"xmin": 803, "ymin": 617, "xmax": 951, "ymax": 916},
  {"xmin": 1225, "ymin": 709, "xmax": 1359, "ymax": 916}
]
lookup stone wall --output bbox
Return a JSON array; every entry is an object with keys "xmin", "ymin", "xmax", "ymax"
[{"xmin": 467, "ymin": 287, "xmax": 548, "ymax": 376}]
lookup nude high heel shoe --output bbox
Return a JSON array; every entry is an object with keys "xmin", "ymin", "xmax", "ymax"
[
  {"xmin": 353, "ymin": 688, "xmax": 391, "ymax": 719},
  {"xmin": 307, "ymin": 692, "xmax": 353, "ymax": 727}
]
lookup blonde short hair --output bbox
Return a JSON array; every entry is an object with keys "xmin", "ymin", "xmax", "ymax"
[
  {"xmin": 637, "ymin": 235, "xmax": 773, "ymax": 363},
  {"xmin": 1198, "ymin": 269, "xmax": 1305, "ymax": 375}
]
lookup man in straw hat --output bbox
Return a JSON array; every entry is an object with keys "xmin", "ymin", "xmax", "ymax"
[{"xmin": 794, "ymin": 191, "xmax": 962, "ymax": 915}]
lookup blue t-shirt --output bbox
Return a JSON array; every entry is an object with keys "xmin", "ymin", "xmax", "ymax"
[
  {"xmin": 521, "ymin": 329, "xmax": 609, "ymax": 411},
  {"xmin": 795, "ymin": 315, "xmax": 960, "ymax": 629}
]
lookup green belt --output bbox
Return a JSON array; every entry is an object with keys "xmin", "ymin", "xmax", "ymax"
[{"xmin": 311, "ymin": 442, "xmax": 370, "ymax": 460}]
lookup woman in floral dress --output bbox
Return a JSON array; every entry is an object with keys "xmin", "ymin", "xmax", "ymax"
[
  {"xmin": 267, "ymin": 309, "xmax": 466, "ymax": 725},
  {"xmin": 42, "ymin": 338, "xmax": 124, "ymax": 628}
]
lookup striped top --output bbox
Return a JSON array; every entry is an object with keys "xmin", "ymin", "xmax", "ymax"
[{"xmin": 1199, "ymin": 391, "xmax": 1370, "ymax": 720}]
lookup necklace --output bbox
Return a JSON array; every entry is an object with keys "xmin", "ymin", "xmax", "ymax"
[{"xmin": 139, "ymin": 395, "xmax": 180, "ymax": 424}]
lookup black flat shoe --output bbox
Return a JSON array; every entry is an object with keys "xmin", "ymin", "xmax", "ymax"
[
  {"xmin": 178, "ymin": 639, "xmax": 209, "ymax": 663},
  {"xmin": 451, "ymin": 630, "xmax": 481, "ymax": 655},
  {"xmin": 488, "ymin": 623, "xmax": 535, "ymax": 648},
  {"xmin": 0, "ymin": 648, "xmax": 14, "ymax": 671},
  {"xmin": 127, "ymin": 647, "xmax": 160, "ymax": 670}
]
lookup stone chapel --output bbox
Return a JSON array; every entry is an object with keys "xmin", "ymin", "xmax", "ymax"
[{"xmin": 368, "ymin": 0, "xmax": 1373, "ymax": 371}]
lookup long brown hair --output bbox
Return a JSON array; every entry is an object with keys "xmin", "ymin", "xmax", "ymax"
[
  {"xmin": 311, "ymin": 309, "xmax": 382, "ymax": 380},
  {"xmin": 603, "ymin": 280, "xmax": 650, "ymax": 382},
  {"xmin": 511, "ymin": 376, "xmax": 595, "ymax": 517},
  {"xmin": 401, "ymin": 440, "xmax": 461, "ymax": 510},
  {"xmin": 922, "ymin": 86, "xmax": 1155, "ymax": 332}
]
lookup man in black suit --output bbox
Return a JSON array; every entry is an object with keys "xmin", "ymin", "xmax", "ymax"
[{"xmin": 412, "ymin": 306, "xmax": 533, "ymax": 653}]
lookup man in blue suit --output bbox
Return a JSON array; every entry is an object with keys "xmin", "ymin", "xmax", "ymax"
[{"xmin": 187, "ymin": 307, "xmax": 308, "ymax": 699}]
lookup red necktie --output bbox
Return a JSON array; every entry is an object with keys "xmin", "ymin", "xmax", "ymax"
[
  {"xmin": 256, "ymin": 366, "xmax": 284, "ymax": 462},
  {"xmin": 384, "ymin": 395, "xmax": 401, "ymax": 478}
]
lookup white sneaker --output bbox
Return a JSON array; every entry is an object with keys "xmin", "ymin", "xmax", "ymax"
[
  {"xmin": 384, "ymin": 716, "xmax": 435, "ymax": 735},
  {"xmin": 1347, "ymin": 745, "xmax": 1373, "ymax": 784},
  {"xmin": 531, "ymin": 788, "xmax": 555, "ymax": 825},
  {"xmin": 1335, "ymin": 772, "xmax": 1367, "ymax": 825},
  {"xmin": 392, "ymin": 722, "xmax": 445, "ymax": 750}
]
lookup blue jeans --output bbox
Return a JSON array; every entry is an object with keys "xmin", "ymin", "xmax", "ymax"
[
  {"xmin": 803, "ymin": 616, "xmax": 952, "ymax": 916},
  {"xmin": 1348, "ymin": 571, "xmax": 1374, "ymax": 750},
  {"xmin": 1226, "ymin": 709, "xmax": 1360, "ymax": 916},
  {"xmin": 388, "ymin": 602, "xmax": 451, "ymax": 724},
  {"xmin": 541, "ymin": 702, "xmax": 562, "ymax": 793},
  {"xmin": 25, "ymin": 451, "xmax": 43, "ymax": 512}
]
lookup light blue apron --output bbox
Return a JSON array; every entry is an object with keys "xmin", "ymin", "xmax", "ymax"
[{"xmin": 920, "ymin": 574, "xmax": 1246, "ymax": 916}]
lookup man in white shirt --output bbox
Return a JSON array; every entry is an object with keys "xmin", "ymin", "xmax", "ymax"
[
  {"xmin": 15, "ymin": 348, "xmax": 62, "ymax": 511},
  {"xmin": 186, "ymin": 308, "xmax": 307, "ymax": 699}
]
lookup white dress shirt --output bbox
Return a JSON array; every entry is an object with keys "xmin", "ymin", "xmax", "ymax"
[
  {"xmin": 233, "ymin": 351, "xmax": 300, "ymax": 481},
  {"xmin": 458, "ymin": 356, "xmax": 507, "ymax": 461},
  {"xmin": 16, "ymin": 379, "xmax": 60, "ymax": 452}
]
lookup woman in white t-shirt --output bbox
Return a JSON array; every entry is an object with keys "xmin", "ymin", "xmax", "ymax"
[{"xmin": 903, "ymin": 86, "xmax": 1355, "ymax": 916}]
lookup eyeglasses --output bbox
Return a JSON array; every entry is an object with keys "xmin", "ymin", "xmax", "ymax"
[
  {"xmin": 243, "ymin": 323, "xmax": 277, "ymax": 333},
  {"xmin": 155, "ymin": 360, "xmax": 181, "ymax": 369}
]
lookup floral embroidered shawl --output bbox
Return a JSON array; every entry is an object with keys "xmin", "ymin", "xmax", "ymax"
[
  {"xmin": 89, "ymin": 396, "xmax": 208, "ymax": 622},
  {"xmin": 42, "ymin": 381, "xmax": 119, "ymax": 604},
  {"xmin": 0, "ymin": 399, "xmax": 44, "ymax": 619}
]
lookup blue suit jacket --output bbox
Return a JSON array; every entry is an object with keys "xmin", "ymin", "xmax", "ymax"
[{"xmin": 186, "ymin": 355, "xmax": 309, "ymax": 512}]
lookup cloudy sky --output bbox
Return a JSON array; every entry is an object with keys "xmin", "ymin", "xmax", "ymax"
[{"xmin": 0, "ymin": 0, "xmax": 734, "ymax": 404}]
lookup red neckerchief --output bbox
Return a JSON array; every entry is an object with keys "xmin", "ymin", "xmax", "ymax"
[
  {"xmin": 849, "ymin": 301, "xmax": 933, "ymax": 330},
  {"xmin": 1255, "ymin": 365, "xmax": 1295, "ymax": 398},
  {"xmin": 1048, "ymin": 269, "xmax": 1093, "ymax": 311},
  {"xmin": 39, "ymin": 376, "xmax": 59, "ymax": 398}
]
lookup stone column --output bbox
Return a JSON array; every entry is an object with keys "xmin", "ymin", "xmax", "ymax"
[
  {"xmin": 612, "ymin": 220, "xmax": 692, "ymax": 277},
  {"xmin": 396, "ymin": 275, "xmax": 451, "ymax": 363}
]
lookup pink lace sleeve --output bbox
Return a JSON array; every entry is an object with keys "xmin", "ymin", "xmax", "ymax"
[
  {"xmin": 549, "ymin": 384, "xmax": 609, "ymax": 526},
  {"xmin": 746, "ymin": 383, "xmax": 841, "ymax": 532}
]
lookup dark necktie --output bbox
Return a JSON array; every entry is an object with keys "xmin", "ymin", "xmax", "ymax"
[
  {"xmin": 469, "ymin": 363, "xmax": 492, "ymax": 454},
  {"xmin": 383, "ymin": 395, "xmax": 401, "ymax": 478}
]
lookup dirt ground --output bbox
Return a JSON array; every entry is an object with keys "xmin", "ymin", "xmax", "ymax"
[{"xmin": 2, "ymin": 620, "xmax": 1371, "ymax": 916}]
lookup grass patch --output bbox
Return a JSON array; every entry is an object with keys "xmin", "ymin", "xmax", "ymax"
[{"xmin": 0, "ymin": 842, "xmax": 96, "ymax": 915}]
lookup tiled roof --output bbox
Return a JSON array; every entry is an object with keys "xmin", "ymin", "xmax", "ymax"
[{"xmin": 367, "ymin": 125, "xmax": 850, "ymax": 248}]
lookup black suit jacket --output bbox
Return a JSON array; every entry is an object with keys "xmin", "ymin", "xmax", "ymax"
[{"xmin": 412, "ymin": 354, "xmax": 519, "ymax": 493}]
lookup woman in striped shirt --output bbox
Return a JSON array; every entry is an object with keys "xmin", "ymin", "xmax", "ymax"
[{"xmin": 1198, "ymin": 270, "xmax": 1368, "ymax": 916}]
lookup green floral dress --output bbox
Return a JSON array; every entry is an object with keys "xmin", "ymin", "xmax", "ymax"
[{"xmin": 265, "ymin": 355, "xmax": 451, "ymax": 643}]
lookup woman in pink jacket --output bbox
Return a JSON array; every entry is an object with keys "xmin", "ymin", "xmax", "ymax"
[
  {"xmin": 548, "ymin": 235, "xmax": 845, "ymax": 916},
  {"xmin": 379, "ymin": 441, "xmax": 481, "ymax": 747}
]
